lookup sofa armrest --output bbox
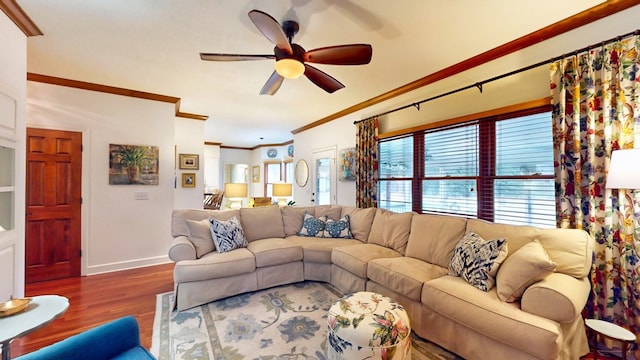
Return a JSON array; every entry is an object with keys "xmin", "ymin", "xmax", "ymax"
[
  {"xmin": 521, "ymin": 272, "xmax": 590, "ymax": 323},
  {"xmin": 169, "ymin": 236, "xmax": 197, "ymax": 262},
  {"xmin": 16, "ymin": 316, "xmax": 154, "ymax": 360}
]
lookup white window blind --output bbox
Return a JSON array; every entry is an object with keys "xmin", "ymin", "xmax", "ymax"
[
  {"xmin": 491, "ymin": 113, "xmax": 555, "ymax": 227},
  {"xmin": 423, "ymin": 125, "xmax": 478, "ymax": 216},
  {"xmin": 379, "ymin": 136, "xmax": 413, "ymax": 212},
  {"xmin": 377, "ymin": 108, "xmax": 556, "ymax": 227}
]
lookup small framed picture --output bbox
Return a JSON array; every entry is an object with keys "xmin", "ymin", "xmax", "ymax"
[
  {"xmin": 182, "ymin": 173, "xmax": 196, "ymax": 188},
  {"xmin": 179, "ymin": 154, "xmax": 199, "ymax": 170},
  {"xmin": 252, "ymin": 165, "xmax": 260, "ymax": 183}
]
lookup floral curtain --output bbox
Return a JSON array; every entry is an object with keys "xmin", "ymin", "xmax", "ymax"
[
  {"xmin": 550, "ymin": 34, "xmax": 640, "ymax": 335},
  {"xmin": 355, "ymin": 117, "xmax": 379, "ymax": 208}
]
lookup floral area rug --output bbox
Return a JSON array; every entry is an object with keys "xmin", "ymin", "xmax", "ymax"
[{"xmin": 151, "ymin": 281, "xmax": 463, "ymax": 360}]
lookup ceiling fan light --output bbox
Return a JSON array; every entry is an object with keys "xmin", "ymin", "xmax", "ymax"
[{"xmin": 275, "ymin": 58, "xmax": 305, "ymax": 79}]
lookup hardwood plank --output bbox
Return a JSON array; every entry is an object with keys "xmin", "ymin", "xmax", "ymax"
[{"xmin": 8, "ymin": 263, "xmax": 174, "ymax": 357}]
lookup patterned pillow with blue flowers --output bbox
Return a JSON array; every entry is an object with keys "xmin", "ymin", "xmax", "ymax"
[
  {"xmin": 448, "ymin": 231, "xmax": 508, "ymax": 291},
  {"xmin": 297, "ymin": 211, "xmax": 326, "ymax": 237},
  {"xmin": 209, "ymin": 216, "xmax": 248, "ymax": 253},
  {"xmin": 323, "ymin": 214, "xmax": 353, "ymax": 238}
]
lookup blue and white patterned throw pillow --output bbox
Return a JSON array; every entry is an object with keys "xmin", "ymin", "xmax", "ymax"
[
  {"xmin": 209, "ymin": 216, "xmax": 248, "ymax": 253},
  {"xmin": 448, "ymin": 231, "xmax": 508, "ymax": 291},
  {"xmin": 323, "ymin": 214, "xmax": 353, "ymax": 238},
  {"xmin": 297, "ymin": 211, "xmax": 326, "ymax": 237}
]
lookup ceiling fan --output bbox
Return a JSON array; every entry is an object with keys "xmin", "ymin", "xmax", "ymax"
[{"xmin": 200, "ymin": 10, "xmax": 373, "ymax": 95}]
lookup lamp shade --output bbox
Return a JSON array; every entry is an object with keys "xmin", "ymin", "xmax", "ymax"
[
  {"xmin": 224, "ymin": 182, "xmax": 248, "ymax": 198},
  {"xmin": 606, "ymin": 149, "xmax": 640, "ymax": 189},
  {"xmin": 275, "ymin": 59, "xmax": 305, "ymax": 79},
  {"xmin": 272, "ymin": 183, "xmax": 292, "ymax": 197}
]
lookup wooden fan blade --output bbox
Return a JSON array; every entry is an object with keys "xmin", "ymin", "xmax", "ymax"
[
  {"xmin": 260, "ymin": 71, "xmax": 284, "ymax": 95},
  {"xmin": 304, "ymin": 44, "xmax": 372, "ymax": 65},
  {"xmin": 304, "ymin": 65, "xmax": 344, "ymax": 93},
  {"xmin": 248, "ymin": 10, "xmax": 292, "ymax": 54},
  {"xmin": 200, "ymin": 53, "xmax": 275, "ymax": 61}
]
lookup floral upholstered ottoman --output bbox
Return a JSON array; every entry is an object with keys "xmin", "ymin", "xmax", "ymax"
[{"xmin": 327, "ymin": 291, "xmax": 411, "ymax": 360}]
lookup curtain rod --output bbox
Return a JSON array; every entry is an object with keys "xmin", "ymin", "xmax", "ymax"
[{"xmin": 354, "ymin": 28, "xmax": 640, "ymax": 125}]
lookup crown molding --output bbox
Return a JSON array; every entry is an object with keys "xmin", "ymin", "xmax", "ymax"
[
  {"xmin": 0, "ymin": 0, "xmax": 42, "ymax": 36},
  {"xmin": 27, "ymin": 73, "xmax": 209, "ymax": 121},
  {"xmin": 291, "ymin": 0, "xmax": 640, "ymax": 135}
]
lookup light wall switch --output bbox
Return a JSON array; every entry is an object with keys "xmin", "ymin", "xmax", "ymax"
[{"xmin": 134, "ymin": 191, "xmax": 149, "ymax": 200}]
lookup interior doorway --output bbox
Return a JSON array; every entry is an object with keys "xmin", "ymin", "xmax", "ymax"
[
  {"xmin": 25, "ymin": 128, "xmax": 82, "ymax": 283},
  {"xmin": 312, "ymin": 147, "xmax": 336, "ymax": 205}
]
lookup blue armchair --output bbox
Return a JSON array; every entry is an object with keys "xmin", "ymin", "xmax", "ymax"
[{"xmin": 16, "ymin": 316, "xmax": 155, "ymax": 360}]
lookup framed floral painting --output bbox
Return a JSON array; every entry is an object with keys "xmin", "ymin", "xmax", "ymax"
[{"xmin": 339, "ymin": 147, "xmax": 356, "ymax": 181}]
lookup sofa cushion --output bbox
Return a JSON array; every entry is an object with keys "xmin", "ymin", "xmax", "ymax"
[
  {"xmin": 448, "ymin": 231, "xmax": 508, "ymax": 291},
  {"xmin": 173, "ymin": 248, "xmax": 256, "ymax": 282},
  {"xmin": 331, "ymin": 243, "xmax": 402, "ymax": 278},
  {"xmin": 315, "ymin": 205, "xmax": 342, "ymax": 220},
  {"xmin": 247, "ymin": 238, "xmax": 303, "ymax": 267},
  {"xmin": 536, "ymin": 228, "xmax": 594, "ymax": 278},
  {"xmin": 287, "ymin": 236, "xmax": 363, "ymax": 263},
  {"xmin": 112, "ymin": 347, "xmax": 156, "ymax": 360},
  {"xmin": 171, "ymin": 209, "xmax": 240, "ymax": 237},
  {"xmin": 323, "ymin": 214, "xmax": 353, "ymax": 238},
  {"xmin": 281, "ymin": 206, "xmax": 316, "ymax": 236},
  {"xmin": 240, "ymin": 205, "xmax": 285, "ymax": 241},
  {"xmin": 466, "ymin": 218, "xmax": 539, "ymax": 255},
  {"xmin": 185, "ymin": 218, "xmax": 215, "ymax": 258},
  {"xmin": 422, "ymin": 276, "xmax": 562, "ymax": 360},
  {"xmin": 368, "ymin": 257, "xmax": 448, "ymax": 302},
  {"xmin": 210, "ymin": 216, "xmax": 248, "ymax": 253},
  {"xmin": 496, "ymin": 240, "xmax": 556, "ymax": 302},
  {"xmin": 297, "ymin": 211, "xmax": 326, "ymax": 237},
  {"xmin": 406, "ymin": 214, "xmax": 467, "ymax": 268},
  {"xmin": 368, "ymin": 209, "xmax": 413, "ymax": 254},
  {"xmin": 340, "ymin": 207, "xmax": 376, "ymax": 241}
]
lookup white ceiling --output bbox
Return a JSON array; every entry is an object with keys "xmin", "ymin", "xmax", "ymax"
[{"xmin": 18, "ymin": 0, "xmax": 606, "ymax": 148}]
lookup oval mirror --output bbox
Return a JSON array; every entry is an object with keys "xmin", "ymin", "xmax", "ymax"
[{"xmin": 295, "ymin": 159, "xmax": 309, "ymax": 187}]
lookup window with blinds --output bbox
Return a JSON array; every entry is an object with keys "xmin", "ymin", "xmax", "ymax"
[
  {"xmin": 378, "ymin": 107, "xmax": 555, "ymax": 228},
  {"xmin": 424, "ymin": 125, "xmax": 478, "ymax": 216},
  {"xmin": 492, "ymin": 113, "xmax": 555, "ymax": 226},
  {"xmin": 379, "ymin": 136, "xmax": 413, "ymax": 213}
]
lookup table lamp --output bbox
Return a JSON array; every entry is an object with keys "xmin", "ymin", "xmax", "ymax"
[
  {"xmin": 224, "ymin": 182, "xmax": 247, "ymax": 209},
  {"xmin": 606, "ymin": 149, "xmax": 640, "ymax": 189},
  {"xmin": 607, "ymin": 149, "xmax": 640, "ymax": 223},
  {"xmin": 272, "ymin": 183, "xmax": 292, "ymax": 206}
]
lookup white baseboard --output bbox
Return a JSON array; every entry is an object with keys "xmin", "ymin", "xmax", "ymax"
[{"xmin": 85, "ymin": 255, "xmax": 171, "ymax": 276}]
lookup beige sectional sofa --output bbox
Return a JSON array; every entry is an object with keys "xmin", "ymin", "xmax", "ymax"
[{"xmin": 169, "ymin": 204, "xmax": 594, "ymax": 360}]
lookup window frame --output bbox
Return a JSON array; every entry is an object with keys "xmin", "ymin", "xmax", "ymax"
[{"xmin": 378, "ymin": 100, "xmax": 554, "ymax": 226}]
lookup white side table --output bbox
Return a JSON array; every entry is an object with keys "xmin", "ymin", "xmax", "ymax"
[
  {"xmin": 585, "ymin": 319, "xmax": 635, "ymax": 360},
  {"xmin": 0, "ymin": 295, "xmax": 69, "ymax": 360}
]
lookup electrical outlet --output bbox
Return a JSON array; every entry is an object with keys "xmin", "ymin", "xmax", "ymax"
[{"xmin": 134, "ymin": 191, "xmax": 149, "ymax": 200}]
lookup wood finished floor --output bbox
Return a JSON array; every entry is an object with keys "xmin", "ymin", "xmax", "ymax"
[{"xmin": 8, "ymin": 263, "xmax": 174, "ymax": 358}]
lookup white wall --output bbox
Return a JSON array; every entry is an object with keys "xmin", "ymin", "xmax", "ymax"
[
  {"xmin": 293, "ymin": 118, "xmax": 357, "ymax": 207},
  {"xmin": 250, "ymin": 145, "xmax": 290, "ymax": 197},
  {"xmin": 219, "ymin": 148, "xmax": 251, "ymax": 206},
  {"xmin": 204, "ymin": 144, "xmax": 220, "ymax": 192},
  {"xmin": 26, "ymin": 81, "xmax": 178, "ymax": 274},
  {"xmin": 174, "ymin": 117, "xmax": 205, "ymax": 209},
  {"xmin": 292, "ymin": 5, "xmax": 640, "ymax": 207},
  {"xmin": 0, "ymin": 11, "xmax": 27, "ymax": 299}
]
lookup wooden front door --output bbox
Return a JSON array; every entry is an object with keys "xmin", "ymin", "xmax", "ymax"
[{"xmin": 25, "ymin": 128, "xmax": 82, "ymax": 283}]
